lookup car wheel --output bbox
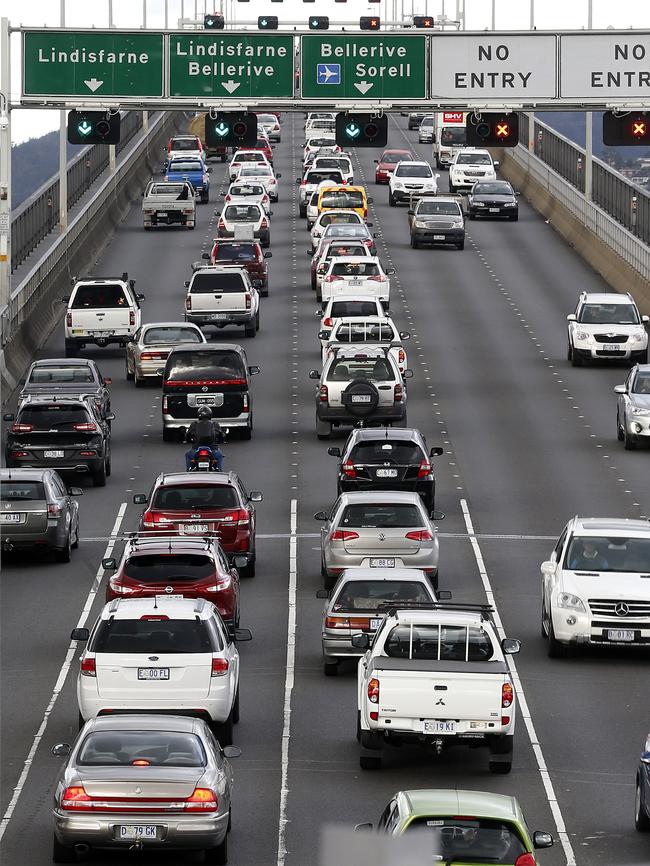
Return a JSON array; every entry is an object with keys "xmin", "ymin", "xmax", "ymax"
[
  {"xmin": 356, "ymin": 711, "xmax": 362, "ymax": 742},
  {"xmin": 125, "ymin": 358, "xmax": 134, "ymax": 381},
  {"xmin": 72, "ymin": 521, "xmax": 80, "ymax": 549},
  {"xmin": 64, "ymin": 342, "xmax": 78, "ymax": 358},
  {"xmin": 617, "ymin": 411, "xmax": 625, "ymax": 442},
  {"xmin": 571, "ymin": 349, "xmax": 583, "ymax": 367},
  {"xmin": 324, "ymin": 661, "xmax": 338, "ymax": 677},
  {"xmin": 232, "ymin": 686, "xmax": 240, "ymax": 724},
  {"xmin": 489, "ymin": 759, "xmax": 512, "ymax": 774},
  {"xmin": 240, "ymin": 554, "xmax": 255, "ymax": 577},
  {"xmin": 635, "ymin": 775, "xmax": 650, "ymax": 831},
  {"xmin": 316, "ymin": 416, "xmax": 331, "ymax": 440},
  {"xmin": 92, "ymin": 461, "xmax": 107, "ymax": 487},
  {"xmin": 540, "ymin": 596, "xmax": 550, "ymax": 638},
  {"xmin": 244, "ymin": 320, "xmax": 256, "ymax": 338},
  {"xmin": 359, "ymin": 755, "xmax": 382, "ymax": 770},
  {"xmin": 214, "ymin": 710, "xmax": 234, "ymax": 747},
  {"xmin": 315, "ymin": 285, "xmax": 323, "ymax": 303},
  {"xmin": 204, "ymin": 835, "xmax": 228, "ymax": 865},
  {"xmin": 410, "ymin": 235, "xmax": 418, "ymax": 249},
  {"xmin": 456, "ymin": 240, "xmax": 465, "ymax": 250},
  {"xmin": 468, "ymin": 211, "xmax": 476, "ymax": 220},
  {"xmin": 388, "ymin": 190, "xmax": 396, "ymax": 207},
  {"xmin": 299, "ymin": 204, "xmax": 306, "ymax": 218},
  {"xmin": 201, "ymin": 192, "xmax": 209, "ymax": 204},
  {"xmin": 105, "ymin": 450, "xmax": 112, "ymax": 477},
  {"xmin": 567, "ymin": 343, "xmax": 573, "ymax": 362},
  {"xmin": 52, "ymin": 834, "xmax": 77, "ymax": 863},
  {"xmin": 54, "ymin": 532, "xmax": 71, "ymax": 563},
  {"xmin": 547, "ymin": 616, "xmax": 569, "ymax": 658},
  {"xmin": 510, "ymin": 213, "xmax": 519, "ymax": 221},
  {"xmin": 255, "ymin": 311, "xmax": 260, "ymax": 332},
  {"xmin": 162, "ymin": 427, "xmax": 175, "ymax": 443},
  {"xmin": 240, "ymin": 418, "xmax": 253, "ymax": 441},
  {"xmin": 624, "ymin": 426, "xmax": 637, "ymax": 450},
  {"xmin": 134, "ymin": 368, "xmax": 144, "ymax": 388}
]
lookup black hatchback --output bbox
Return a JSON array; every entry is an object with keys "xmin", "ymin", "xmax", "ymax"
[{"xmin": 328, "ymin": 427, "xmax": 443, "ymax": 511}]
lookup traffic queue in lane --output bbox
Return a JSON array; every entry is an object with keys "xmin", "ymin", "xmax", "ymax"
[{"xmin": 2, "ymin": 109, "xmax": 650, "ymax": 865}]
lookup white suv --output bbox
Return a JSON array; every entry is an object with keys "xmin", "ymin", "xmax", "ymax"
[
  {"xmin": 73, "ymin": 597, "xmax": 252, "ymax": 742},
  {"xmin": 389, "ymin": 161, "xmax": 440, "ymax": 206},
  {"xmin": 567, "ymin": 291, "xmax": 648, "ymax": 366},
  {"xmin": 321, "ymin": 256, "xmax": 393, "ymax": 308},
  {"xmin": 541, "ymin": 516, "xmax": 650, "ymax": 657},
  {"xmin": 449, "ymin": 149, "xmax": 498, "ymax": 192}
]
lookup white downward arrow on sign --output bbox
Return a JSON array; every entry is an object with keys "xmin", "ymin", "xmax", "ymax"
[
  {"xmin": 222, "ymin": 80, "xmax": 241, "ymax": 94},
  {"xmin": 84, "ymin": 78, "xmax": 104, "ymax": 92},
  {"xmin": 354, "ymin": 81, "xmax": 374, "ymax": 94}
]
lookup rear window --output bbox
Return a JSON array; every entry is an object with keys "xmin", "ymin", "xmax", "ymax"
[
  {"xmin": 168, "ymin": 160, "xmax": 203, "ymax": 172},
  {"xmin": 71, "ymin": 284, "xmax": 128, "ymax": 309},
  {"xmin": 320, "ymin": 191, "xmax": 364, "ymax": 209},
  {"xmin": 1, "ymin": 481, "xmax": 46, "ymax": 501},
  {"xmin": 78, "ymin": 731, "xmax": 206, "ymax": 767},
  {"xmin": 307, "ymin": 171, "xmax": 344, "ymax": 185},
  {"xmin": 330, "ymin": 262, "xmax": 379, "ymax": 277},
  {"xmin": 473, "ymin": 182, "xmax": 513, "ymax": 195},
  {"xmin": 170, "ymin": 138, "xmax": 199, "ymax": 151},
  {"xmin": 333, "ymin": 322, "xmax": 394, "ymax": 342},
  {"xmin": 328, "ymin": 357, "xmax": 395, "ymax": 382},
  {"xmin": 340, "ymin": 503, "xmax": 422, "ymax": 528},
  {"xmin": 190, "ymin": 272, "xmax": 246, "ymax": 293},
  {"xmin": 385, "ymin": 624, "xmax": 494, "ymax": 661},
  {"xmin": 239, "ymin": 165, "xmax": 271, "ymax": 177},
  {"xmin": 91, "ymin": 618, "xmax": 216, "ymax": 654},
  {"xmin": 314, "ymin": 159, "xmax": 351, "ymax": 172},
  {"xmin": 234, "ymin": 152, "xmax": 265, "ymax": 162},
  {"xmin": 324, "ymin": 225, "xmax": 369, "ymax": 240},
  {"xmin": 349, "ymin": 441, "xmax": 423, "ymax": 464},
  {"xmin": 224, "ymin": 205, "xmax": 261, "ymax": 222},
  {"xmin": 332, "ymin": 580, "xmax": 432, "ymax": 612},
  {"xmin": 440, "ymin": 126, "xmax": 466, "ymax": 145},
  {"xmin": 214, "ymin": 244, "xmax": 258, "ymax": 263},
  {"xmin": 404, "ymin": 817, "xmax": 526, "ymax": 863},
  {"xmin": 325, "ymin": 245, "xmax": 367, "ymax": 260},
  {"xmin": 330, "ymin": 301, "xmax": 379, "ymax": 317},
  {"xmin": 28, "ymin": 365, "xmax": 94, "ymax": 384},
  {"xmin": 143, "ymin": 327, "xmax": 202, "ymax": 345},
  {"xmin": 166, "ymin": 350, "xmax": 245, "ymax": 381},
  {"xmin": 309, "ymin": 137, "xmax": 336, "ymax": 146},
  {"xmin": 230, "ymin": 184, "xmax": 264, "ymax": 197},
  {"xmin": 320, "ymin": 213, "xmax": 362, "ymax": 228},
  {"xmin": 149, "ymin": 183, "xmax": 190, "ymax": 198},
  {"xmin": 16, "ymin": 405, "xmax": 90, "ymax": 429},
  {"xmin": 152, "ymin": 484, "xmax": 239, "ymax": 511},
  {"xmin": 124, "ymin": 553, "xmax": 216, "ymax": 582}
]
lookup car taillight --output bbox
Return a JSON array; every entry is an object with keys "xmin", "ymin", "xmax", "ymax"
[
  {"xmin": 242, "ymin": 393, "xmax": 250, "ymax": 414},
  {"xmin": 417, "ymin": 459, "xmax": 431, "ymax": 478},
  {"xmin": 60, "ymin": 786, "xmax": 92, "ymax": 810},
  {"xmin": 363, "ymin": 239, "xmax": 373, "ymax": 247},
  {"xmin": 300, "ymin": 180, "xmax": 307, "ymax": 186},
  {"xmin": 79, "ymin": 450, "xmax": 96, "ymax": 457},
  {"xmin": 502, "ymin": 681, "xmax": 514, "ymax": 708},
  {"xmin": 325, "ymin": 616, "xmax": 351, "ymax": 629},
  {"xmin": 330, "ymin": 529, "xmax": 359, "ymax": 541},
  {"xmin": 47, "ymin": 502, "xmax": 62, "ymax": 518},
  {"xmin": 260, "ymin": 217, "xmax": 268, "ymax": 228},
  {"xmin": 317, "ymin": 264, "xmax": 327, "ymax": 274},
  {"xmin": 394, "ymin": 384, "xmax": 403, "ymax": 402},
  {"xmin": 398, "ymin": 348, "xmax": 405, "ymax": 364},
  {"xmin": 11, "ymin": 451, "xmax": 28, "ymax": 458},
  {"xmin": 186, "ymin": 296, "xmax": 192, "ymax": 310},
  {"xmin": 141, "ymin": 352, "xmax": 166, "ymax": 361},
  {"xmin": 245, "ymin": 293, "xmax": 251, "ymax": 310},
  {"xmin": 367, "ymin": 274, "xmax": 386, "ymax": 282},
  {"xmin": 405, "ymin": 529, "xmax": 433, "ymax": 541},
  {"xmin": 514, "ymin": 855, "xmax": 536, "ymax": 866},
  {"xmin": 11, "ymin": 423, "xmax": 33, "ymax": 433},
  {"xmin": 225, "ymin": 194, "xmax": 231, "ymax": 201},
  {"xmin": 342, "ymin": 460, "xmax": 356, "ymax": 478},
  {"xmin": 218, "ymin": 219, "xmax": 225, "ymax": 229},
  {"xmin": 185, "ymin": 788, "xmax": 218, "ymax": 812},
  {"xmin": 211, "ymin": 658, "xmax": 229, "ymax": 677},
  {"xmin": 80, "ymin": 657, "xmax": 96, "ymax": 677},
  {"xmin": 129, "ymin": 310, "xmax": 136, "ymax": 326},
  {"xmin": 319, "ymin": 385, "xmax": 328, "ymax": 403},
  {"xmin": 73, "ymin": 422, "xmax": 97, "ymax": 432},
  {"xmin": 368, "ymin": 677, "xmax": 380, "ymax": 703},
  {"xmin": 66, "ymin": 312, "xmax": 72, "ymax": 327},
  {"xmin": 323, "ymin": 275, "xmax": 335, "ymax": 283},
  {"xmin": 162, "ymin": 396, "xmax": 168, "ymax": 412},
  {"xmin": 322, "ymin": 317, "xmax": 333, "ymax": 327}
]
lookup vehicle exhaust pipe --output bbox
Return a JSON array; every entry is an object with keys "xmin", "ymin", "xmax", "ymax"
[{"xmin": 73, "ymin": 843, "xmax": 90, "ymax": 855}]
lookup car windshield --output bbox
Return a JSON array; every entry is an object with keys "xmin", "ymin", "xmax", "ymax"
[
  {"xmin": 190, "ymin": 272, "xmax": 246, "ymax": 293},
  {"xmin": 320, "ymin": 191, "xmax": 364, "ymax": 209},
  {"xmin": 91, "ymin": 618, "xmax": 215, "ymax": 654},
  {"xmin": 385, "ymin": 623, "xmax": 494, "ymax": 661},
  {"xmin": 564, "ymin": 535, "xmax": 650, "ymax": 572},
  {"xmin": 404, "ymin": 817, "xmax": 526, "ymax": 863},
  {"xmin": 441, "ymin": 126, "xmax": 467, "ymax": 145},
  {"xmin": 341, "ymin": 503, "xmax": 421, "ymax": 528},
  {"xmin": 72, "ymin": 284, "xmax": 128, "ymax": 308},
  {"xmin": 214, "ymin": 244, "xmax": 258, "ymax": 262},
  {"xmin": 457, "ymin": 152, "xmax": 492, "ymax": 165},
  {"xmin": 332, "ymin": 322, "xmax": 393, "ymax": 343},
  {"xmin": 143, "ymin": 327, "xmax": 202, "ymax": 345},
  {"xmin": 16, "ymin": 406, "xmax": 90, "ymax": 429},
  {"xmin": 474, "ymin": 182, "xmax": 513, "ymax": 195},
  {"xmin": 307, "ymin": 172, "xmax": 344, "ymax": 185},
  {"xmin": 395, "ymin": 164, "xmax": 432, "ymax": 177},
  {"xmin": 330, "ymin": 262, "xmax": 380, "ymax": 278},
  {"xmin": 578, "ymin": 303, "xmax": 640, "ymax": 324},
  {"xmin": 152, "ymin": 484, "xmax": 239, "ymax": 511},
  {"xmin": 170, "ymin": 139, "xmax": 199, "ymax": 151},
  {"xmin": 257, "ymin": 115, "xmax": 276, "ymax": 124},
  {"xmin": 230, "ymin": 184, "xmax": 264, "ymax": 197},
  {"xmin": 632, "ymin": 372, "xmax": 650, "ymax": 394},
  {"xmin": 165, "ymin": 350, "xmax": 245, "ymax": 381},
  {"xmin": 332, "ymin": 580, "xmax": 432, "ymax": 612},
  {"xmin": 417, "ymin": 201, "xmax": 462, "ymax": 216},
  {"xmin": 1, "ymin": 481, "xmax": 46, "ymax": 501},
  {"xmin": 149, "ymin": 183, "xmax": 189, "ymax": 199},
  {"xmin": 28, "ymin": 365, "xmax": 94, "ymax": 384},
  {"xmin": 124, "ymin": 553, "xmax": 217, "ymax": 582},
  {"xmin": 420, "ymin": 117, "xmax": 435, "ymax": 127},
  {"xmin": 349, "ymin": 441, "xmax": 423, "ymax": 464},
  {"xmin": 330, "ymin": 301, "xmax": 380, "ymax": 317},
  {"xmin": 168, "ymin": 160, "xmax": 203, "ymax": 172},
  {"xmin": 78, "ymin": 731, "xmax": 206, "ymax": 767},
  {"xmin": 224, "ymin": 205, "xmax": 261, "ymax": 222},
  {"xmin": 320, "ymin": 212, "xmax": 362, "ymax": 227}
]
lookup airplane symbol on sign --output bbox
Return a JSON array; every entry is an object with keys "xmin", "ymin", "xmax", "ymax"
[{"xmin": 317, "ymin": 63, "xmax": 341, "ymax": 85}]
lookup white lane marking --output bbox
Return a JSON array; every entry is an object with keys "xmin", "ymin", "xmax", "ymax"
[
  {"xmin": 277, "ymin": 499, "xmax": 298, "ymax": 866},
  {"xmin": 0, "ymin": 502, "xmax": 128, "ymax": 841},
  {"xmin": 460, "ymin": 498, "xmax": 576, "ymax": 866}
]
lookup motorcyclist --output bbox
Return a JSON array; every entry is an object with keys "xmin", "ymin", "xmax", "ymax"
[{"xmin": 185, "ymin": 406, "xmax": 225, "ymax": 471}]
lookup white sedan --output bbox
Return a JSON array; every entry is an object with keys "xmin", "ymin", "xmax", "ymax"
[
  {"xmin": 311, "ymin": 209, "xmax": 365, "ymax": 250},
  {"xmin": 321, "ymin": 256, "xmax": 393, "ymax": 307},
  {"xmin": 236, "ymin": 163, "xmax": 281, "ymax": 202},
  {"xmin": 223, "ymin": 181, "xmax": 271, "ymax": 214},
  {"xmin": 304, "ymin": 135, "xmax": 340, "ymax": 161},
  {"xmin": 228, "ymin": 150, "xmax": 270, "ymax": 181}
]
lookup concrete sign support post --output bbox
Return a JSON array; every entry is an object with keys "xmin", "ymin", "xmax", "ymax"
[
  {"xmin": 59, "ymin": 0, "xmax": 67, "ymax": 233},
  {"xmin": 0, "ymin": 17, "xmax": 12, "ymax": 343}
]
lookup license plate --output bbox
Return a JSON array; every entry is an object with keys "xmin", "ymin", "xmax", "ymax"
[
  {"xmin": 376, "ymin": 468, "xmax": 398, "ymax": 477},
  {"xmin": 117, "ymin": 825, "xmax": 159, "ymax": 840},
  {"xmin": 0, "ymin": 513, "xmax": 21, "ymax": 523},
  {"xmin": 424, "ymin": 720, "xmax": 456, "ymax": 734},
  {"xmin": 607, "ymin": 629, "xmax": 635, "ymax": 642},
  {"xmin": 369, "ymin": 558, "xmax": 395, "ymax": 568},
  {"xmin": 433, "ymin": 234, "xmax": 445, "ymax": 240},
  {"xmin": 195, "ymin": 396, "xmax": 216, "ymax": 405},
  {"xmin": 157, "ymin": 212, "xmax": 168, "ymax": 217},
  {"xmin": 370, "ymin": 617, "xmax": 383, "ymax": 630},
  {"xmin": 210, "ymin": 313, "xmax": 228, "ymax": 321},
  {"xmin": 181, "ymin": 523, "xmax": 209, "ymax": 534},
  {"xmin": 489, "ymin": 207, "xmax": 500, "ymax": 213},
  {"xmin": 155, "ymin": 594, "xmax": 184, "ymax": 601},
  {"xmin": 351, "ymin": 394, "xmax": 372, "ymax": 403},
  {"xmin": 137, "ymin": 668, "xmax": 170, "ymax": 680},
  {"xmin": 92, "ymin": 331, "xmax": 112, "ymax": 337},
  {"xmin": 603, "ymin": 344, "xmax": 620, "ymax": 351},
  {"xmin": 198, "ymin": 461, "xmax": 210, "ymax": 469},
  {"xmin": 347, "ymin": 279, "xmax": 362, "ymax": 285},
  {"xmin": 44, "ymin": 450, "xmax": 64, "ymax": 458}
]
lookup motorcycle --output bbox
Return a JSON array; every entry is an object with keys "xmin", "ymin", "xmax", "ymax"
[{"xmin": 185, "ymin": 428, "xmax": 229, "ymax": 472}]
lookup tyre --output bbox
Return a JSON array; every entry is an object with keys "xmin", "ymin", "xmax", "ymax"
[
  {"xmin": 204, "ymin": 835, "xmax": 228, "ymax": 865},
  {"xmin": 540, "ymin": 597, "xmax": 549, "ymax": 638},
  {"xmin": 468, "ymin": 212, "xmax": 476, "ymax": 220},
  {"xmin": 547, "ymin": 616, "xmax": 569, "ymax": 658},
  {"xmin": 388, "ymin": 190, "xmax": 396, "ymax": 207},
  {"xmin": 617, "ymin": 412, "xmax": 625, "ymax": 442},
  {"xmin": 54, "ymin": 532, "xmax": 71, "ymax": 563},
  {"xmin": 635, "ymin": 776, "xmax": 650, "ymax": 831},
  {"xmin": 323, "ymin": 661, "xmax": 338, "ymax": 677},
  {"xmin": 510, "ymin": 213, "xmax": 519, "ymax": 221},
  {"xmin": 571, "ymin": 349, "xmax": 583, "ymax": 367},
  {"xmin": 125, "ymin": 358, "xmax": 134, "ymax": 381},
  {"xmin": 299, "ymin": 204, "xmax": 306, "ymax": 218},
  {"xmin": 52, "ymin": 834, "xmax": 76, "ymax": 863},
  {"xmin": 316, "ymin": 416, "xmax": 331, "ymax": 440},
  {"xmin": 162, "ymin": 426, "xmax": 175, "ymax": 442},
  {"xmin": 316, "ymin": 285, "xmax": 322, "ymax": 303},
  {"xmin": 214, "ymin": 711, "xmax": 234, "ymax": 747},
  {"xmin": 435, "ymin": 156, "xmax": 441, "ymax": 169},
  {"xmin": 134, "ymin": 368, "xmax": 145, "ymax": 388},
  {"xmin": 448, "ymin": 181, "xmax": 455, "ymax": 193},
  {"xmin": 489, "ymin": 759, "xmax": 512, "ymax": 774},
  {"xmin": 356, "ymin": 711, "xmax": 361, "ymax": 743},
  {"xmin": 233, "ymin": 687, "xmax": 240, "ymax": 724},
  {"xmin": 92, "ymin": 461, "xmax": 107, "ymax": 487},
  {"xmin": 624, "ymin": 427, "xmax": 637, "ymax": 450},
  {"xmin": 410, "ymin": 235, "xmax": 418, "ymax": 249},
  {"xmin": 456, "ymin": 240, "xmax": 465, "ymax": 250},
  {"xmin": 567, "ymin": 343, "xmax": 573, "ymax": 362},
  {"xmin": 240, "ymin": 554, "xmax": 255, "ymax": 577},
  {"xmin": 106, "ymin": 452, "xmax": 112, "ymax": 477},
  {"xmin": 341, "ymin": 378, "xmax": 380, "ymax": 418},
  {"xmin": 72, "ymin": 522, "xmax": 80, "ymax": 549},
  {"xmin": 64, "ymin": 342, "xmax": 78, "ymax": 358},
  {"xmin": 359, "ymin": 755, "xmax": 382, "ymax": 770},
  {"xmin": 255, "ymin": 311, "xmax": 260, "ymax": 332},
  {"xmin": 201, "ymin": 191, "xmax": 210, "ymax": 204},
  {"xmin": 244, "ymin": 321, "xmax": 256, "ymax": 338},
  {"xmin": 240, "ymin": 418, "xmax": 253, "ymax": 441}
]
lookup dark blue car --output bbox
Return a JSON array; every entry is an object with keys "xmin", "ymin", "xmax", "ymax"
[
  {"xmin": 636, "ymin": 732, "xmax": 650, "ymax": 831},
  {"xmin": 166, "ymin": 156, "xmax": 210, "ymax": 203}
]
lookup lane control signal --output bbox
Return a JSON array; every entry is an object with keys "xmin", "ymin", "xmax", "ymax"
[
  {"xmin": 603, "ymin": 111, "xmax": 650, "ymax": 146},
  {"xmin": 466, "ymin": 112, "xmax": 519, "ymax": 147},
  {"xmin": 335, "ymin": 112, "xmax": 388, "ymax": 148},
  {"xmin": 205, "ymin": 112, "xmax": 257, "ymax": 148},
  {"xmin": 67, "ymin": 110, "xmax": 120, "ymax": 145}
]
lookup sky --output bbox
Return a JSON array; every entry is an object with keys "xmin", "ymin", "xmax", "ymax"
[{"xmin": 4, "ymin": 0, "xmax": 650, "ymax": 143}]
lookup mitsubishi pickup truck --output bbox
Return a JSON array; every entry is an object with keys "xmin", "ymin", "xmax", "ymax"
[
  {"xmin": 62, "ymin": 274, "xmax": 145, "ymax": 357},
  {"xmin": 142, "ymin": 180, "xmax": 196, "ymax": 230},
  {"xmin": 355, "ymin": 603, "xmax": 521, "ymax": 773},
  {"xmin": 184, "ymin": 266, "xmax": 260, "ymax": 338},
  {"xmin": 165, "ymin": 156, "xmax": 211, "ymax": 203}
]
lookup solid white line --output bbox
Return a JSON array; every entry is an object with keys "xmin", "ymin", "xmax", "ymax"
[
  {"xmin": 460, "ymin": 499, "xmax": 577, "ymax": 866},
  {"xmin": 277, "ymin": 498, "xmax": 298, "ymax": 866},
  {"xmin": 0, "ymin": 502, "xmax": 128, "ymax": 841}
]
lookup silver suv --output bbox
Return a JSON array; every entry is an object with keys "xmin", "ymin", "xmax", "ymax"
[{"xmin": 615, "ymin": 364, "xmax": 650, "ymax": 449}]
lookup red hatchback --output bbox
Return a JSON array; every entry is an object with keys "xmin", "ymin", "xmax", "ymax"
[
  {"xmin": 205, "ymin": 239, "xmax": 271, "ymax": 296},
  {"xmin": 103, "ymin": 534, "xmax": 242, "ymax": 631},
  {"xmin": 134, "ymin": 472, "xmax": 262, "ymax": 577},
  {"xmin": 374, "ymin": 148, "xmax": 415, "ymax": 184},
  {"xmin": 249, "ymin": 136, "xmax": 274, "ymax": 165}
]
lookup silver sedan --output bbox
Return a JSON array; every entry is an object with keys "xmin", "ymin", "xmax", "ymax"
[
  {"xmin": 51, "ymin": 714, "xmax": 240, "ymax": 863},
  {"xmin": 125, "ymin": 322, "xmax": 206, "ymax": 385},
  {"xmin": 615, "ymin": 364, "xmax": 650, "ymax": 450},
  {"xmin": 314, "ymin": 491, "xmax": 442, "ymax": 588}
]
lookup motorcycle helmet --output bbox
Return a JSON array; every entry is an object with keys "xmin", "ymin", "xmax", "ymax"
[{"xmin": 197, "ymin": 406, "xmax": 213, "ymax": 419}]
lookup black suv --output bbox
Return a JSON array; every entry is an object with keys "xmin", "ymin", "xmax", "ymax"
[
  {"xmin": 4, "ymin": 397, "xmax": 113, "ymax": 486},
  {"xmin": 327, "ymin": 427, "xmax": 443, "ymax": 511},
  {"xmin": 18, "ymin": 358, "xmax": 112, "ymax": 422}
]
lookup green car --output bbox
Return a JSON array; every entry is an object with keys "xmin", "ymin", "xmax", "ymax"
[{"xmin": 356, "ymin": 789, "xmax": 554, "ymax": 865}]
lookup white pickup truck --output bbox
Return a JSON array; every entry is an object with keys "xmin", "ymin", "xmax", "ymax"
[
  {"xmin": 184, "ymin": 266, "xmax": 260, "ymax": 338},
  {"xmin": 355, "ymin": 603, "xmax": 520, "ymax": 772},
  {"xmin": 142, "ymin": 180, "xmax": 196, "ymax": 230},
  {"xmin": 62, "ymin": 274, "xmax": 145, "ymax": 357}
]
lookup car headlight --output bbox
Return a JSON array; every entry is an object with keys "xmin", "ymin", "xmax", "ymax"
[
  {"xmin": 473, "ymin": 201, "xmax": 485, "ymax": 207},
  {"xmin": 632, "ymin": 407, "xmax": 650, "ymax": 417},
  {"xmin": 414, "ymin": 220, "xmax": 427, "ymax": 228},
  {"xmin": 451, "ymin": 221, "xmax": 464, "ymax": 229},
  {"xmin": 557, "ymin": 593, "xmax": 586, "ymax": 611},
  {"xmin": 393, "ymin": 181, "xmax": 404, "ymax": 188},
  {"xmin": 631, "ymin": 331, "xmax": 647, "ymax": 343},
  {"xmin": 422, "ymin": 184, "xmax": 435, "ymax": 190},
  {"xmin": 575, "ymin": 330, "xmax": 590, "ymax": 341},
  {"xmin": 504, "ymin": 201, "xmax": 516, "ymax": 207}
]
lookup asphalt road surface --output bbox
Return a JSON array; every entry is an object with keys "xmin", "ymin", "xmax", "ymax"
[{"xmin": 1, "ymin": 113, "xmax": 649, "ymax": 866}]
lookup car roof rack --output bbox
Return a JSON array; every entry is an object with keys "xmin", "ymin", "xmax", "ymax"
[{"xmin": 379, "ymin": 602, "xmax": 494, "ymax": 620}]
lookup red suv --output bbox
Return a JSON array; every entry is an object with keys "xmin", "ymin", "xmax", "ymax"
[
  {"xmin": 204, "ymin": 240, "xmax": 271, "ymax": 296},
  {"xmin": 103, "ymin": 534, "xmax": 242, "ymax": 631},
  {"xmin": 250, "ymin": 136, "xmax": 274, "ymax": 165},
  {"xmin": 134, "ymin": 472, "xmax": 262, "ymax": 577}
]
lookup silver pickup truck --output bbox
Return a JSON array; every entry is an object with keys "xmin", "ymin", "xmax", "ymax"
[{"xmin": 142, "ymin": 180, "xmax": 196, "ymax": 230}]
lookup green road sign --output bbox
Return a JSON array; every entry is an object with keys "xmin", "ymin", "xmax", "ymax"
[
  {"xmin": 22, "ymin": 31, "xmax": 164, "ymax": 99},
  {"xmin": 300, "ymin": 34, "xmax": 427, "ymax": 100},
  {"xmin": 169, "ymin": 33, "xmax": 294, "ymax": 99}
]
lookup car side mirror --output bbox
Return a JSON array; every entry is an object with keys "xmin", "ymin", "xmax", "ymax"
[
  {"xmin": 351, "ymin": 633, "xmax": 370, "ymax": 649},
  {"xmin": 136, "ymin": 294, "xmax": 146, "ymax": 301},
  {"xmin": 52, "ymin": 743, "xmax": 72, "ymax": 757},
  {"xmin": 315, "ymin": 310, "xmax": 324, "ymax": 317},
  {"xmin": 105, "ymin": 412, "xmax": 116, "ymax": 421},
  {"xmin": 71, "ymin": 627, "xmax": 89, "ymax": 641},
  {"xmin": 309, "ymin": 370, "xmax": 321, "ymax": 380},
  {"xmin": 399, "ymin": 331, "xmax": 410, "ymax": 340},
  {"xmin": 354, "ymin": 822, "xmax": 373, "ymax": 832},
  {"xmin": 233, "ymin": 555, "xmax": 248, "ymax": 569},
  {"xmin": 367, "ymin": 197, "xmax": 374, "ymax": 204},
  {"xmin": 515, "ymin": 190, "xmax": 521, "ymax": 196},
  {"xmin": 222, "ymin": 745, "xmax": 241, "ymax": 759},
  {"xmin": 316, "ymin": 589, "xmax": 329, "ymax": 599},
  {"xmin": 541, "ymin": 560, "xmax": 555, "ymax": 576},
  {"xmin": 306, "ymin": 249, "xmax": 314, "ymax": 256},
  {"xmin": 67, "ymin": 487, "xmax": 84, "ymax": 496},
  {"xmin": 248, "ymin": 365, "xmax": 260, "ymax": 376},
  {"xmin": 102, "ymin": 557, "xmax": 117, "ymax": 570},
  {"xmin": 264, "ymin": 251, "xmax": 272, "ymax": 258},
  {"xmin": 184, "ymin": 280, "xmax": 190, "ymax": 288},
  {"xmin": 295, "ymin": 178, "xmax": 301, "ymax": 184},
  {"xmin": 403, "ymin": 369, "xmax": 413, "ymax": 379},
  {"xmin": 493, "ymin": 160, "xmax": 500, "ymax": 167},
  {"xmin": 437, "ymin": 590, "xmax": 452, "ymax": 600},
  {"xmin": 366, "ymin": 222, "xmax": 373, "ymax": 228},
  {"xmin": 313, "ymin": 510, "xmax": 328, "ymax": 521},
  {"xmin": 141, "ymin": 191, "xmax": 145, "ymax": 197},
  {"xmin": 435, "ymin": 173, "xmax": 441, "ymax": 179},
  {"xmin": 249, "ymin": 491, "xmax": 263, "ymax": 502},
  {"xmin": 373, "ymin": 159, "xmax": 379, "ymax": 164},
  {"xmin": 276, "ymin": 173, "xmax": 282, "ymax": 178},
  {"xmin": 61, "ymin": 296, "xmax": 70, "ymax": 303},
  {"xmin": 501, "ymin": 637, "xmax": 521, "ymax": 655},
  {"xmin": 318, "ymin": 330, "xmax": 332, "ymax": 340},
  {"xmin": 268, "ymin": 211, "xmax": 274, "ymax": 217},
  {"xmin": 430, "ymin": 446, "xmax": 444, "ymax": 457},
  {"xmin": 234, "ymin": 627, "xmax": 253, "ymax": 642},
  {"xmin": 385, "ymin": 268, "xmax": 395, "ymax": 275},
  {"xmin": 133, "ymin": 493, "xmax": 148, "ymax": 505},
  {"xmin": 103, "ymin": 377, "xmax": 112, "ymax": 385},
  {"xmin": 3, "ymin": 413, "xmax": 14, "ymax": 421},
  {"xmin": 407, "ymin": 209, "xmax": 414, "ymax": 215},
  {"xmin": 431, "ymin": 510, "xmax": 445, "ymax": 521},
  {"xmin": 327, "ymin": 447, "xmax": 341, "ymax": 457},
  {"xmin": 566, "ymin": 313, "xmax": 577, "ymax": 322},
  {"xmin": 643, "ymin": 315, "xmax": 649, "ymax": 323},
  {"xmin": 532, "ymin": 831, "xmax": 553, "ymax": 850},
  {"xmin": 614, "ymin": 384, "xmax": 627, "ymax": 394},
  {"xmin": 202, "ymin": 252, "xmax": 210, "ymax": 260}
]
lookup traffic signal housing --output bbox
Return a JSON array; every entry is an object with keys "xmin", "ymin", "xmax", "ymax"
[
  {"xmin": 360, "ymin": 16, "xmax": 381, "ymax": 30},
  {"xmin": 603, "ymin": 111, "xmax": 650, "ymax": 146},
  {"xmin": 466, "ymin": 112, "xmax": 519, "ymax": 147},
  {"xmin": 204, "ymin": 112, "xmax": 257, "ymax": 148},
  {"xmin": 413, "ymin": 15, "xmax": 434, "ymax": 27},
  {"xmin": 258, "ymin": 15, "xmax": 278, "ymax": 29},
  {"xmin": 204, "ymin": 13, "xmax": 225, "ymax": 29},
  {"xmin": 308, "ymin": 16, "xmax": 329, "ymax": 30},
  {"xmin": 335, "ymin": 113, "xmax": 388, "ymax": 148},
  {"xmin": 67, "ymin": 110, "xmax": 120, "ymax": 145}
]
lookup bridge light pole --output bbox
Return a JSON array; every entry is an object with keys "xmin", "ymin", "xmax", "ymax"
[{"xmin": 0, "ymin": 19, "xmax": 10, "ymax": 344}]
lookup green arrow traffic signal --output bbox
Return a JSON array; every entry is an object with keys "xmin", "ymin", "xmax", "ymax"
[
  {"xmin": 345, "ymin": 123, "xmax": 361, "ymax": 140},
  {"xmin": 67, "ymin": 110, "xmax": 121, "ymax": 145},
  {"xmin": 214, "ymin": 122, "xmax": 230, "ymax": 138},
  {"xmin": 335, "ymin": 112, "xmax": 388, "ymax": 148},
  {"xmin": 77, "ymin": 120, "xmax": 93, "ymax": 137}
]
